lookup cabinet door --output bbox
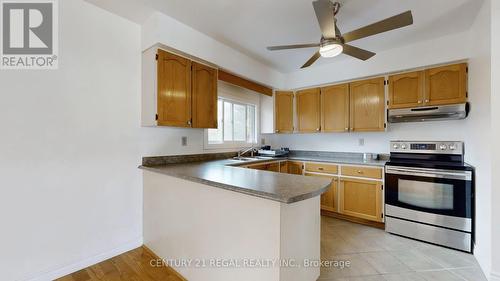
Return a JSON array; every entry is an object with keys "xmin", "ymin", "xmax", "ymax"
[
  {"xmin": 296, "ymin": 88, "xmax": 321, "ymax": 133},
  {"xmin": 305, "ymin": 173, "xmax": 337, "ymax": 212},
  {"xmin": 267, "ymin": 162, "xmax": 280, "ymax": 172},
  {"xmin": 339, "ymin": 178, "xmax": 383, "ymax": 222},
  {"xmin": 248, "ymin": 163, "xmax": 268, "ymax": 170},
  {"xmin": 349, "ymin": 77, "xmax": 385, "ymax": 132},
  {"xmin": 425, "ymin": 63, "xmax": 467, "ymax": 106},
  {"xmin": 157, "ymin": 49, "xmax": 192, "ymax": 127},
  {"xmin": 192, "ymin": 62, "xmax": 218, "ymax": 128},
  {"xmin": 287, "ymin": 161, "xmax": 303, "ymax": 175},
  {"xmin": 275, "ymin": 91, "xmax": 294, "ymax": 133},
  {"xmin": 321, "ymin": 84, "xmax": 349, "ymax": 132},
  {"xmin": 279, "ymin": 161, "xmax": 288, "ymax": 173},
  {"xmin": 388, "ymin": 71, "xmax": 424, "ymax": 109}
]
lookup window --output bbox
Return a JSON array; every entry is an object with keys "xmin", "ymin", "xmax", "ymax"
[{"xmin": 207, "ymin": 98, "xmax": 257, "ymax": 148}]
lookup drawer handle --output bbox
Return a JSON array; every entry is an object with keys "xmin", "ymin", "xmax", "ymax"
[
  {"xmin": 318, "ymin": 167, "xmax": 324, "ymax": 170},
  {"xmin": 357, "ymin": 170, "xmax": 364, "ymax": 174}
]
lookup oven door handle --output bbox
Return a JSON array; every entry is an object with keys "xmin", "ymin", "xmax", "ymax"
[{"xmin": 386, "ymin": 167, "xmax": 472, "ymax": 181}]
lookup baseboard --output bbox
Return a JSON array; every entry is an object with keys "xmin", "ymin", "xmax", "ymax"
[
  {"xmin": 321, "ymin": 210, "xmax": 385, "ymax": 229},
  {"xmin": 491, "ymin": 271, "xmax": 500, "ymax": 281},
  {"xmin": 24, "ymin": 236, "xmax": 143, "ymax": 281}
]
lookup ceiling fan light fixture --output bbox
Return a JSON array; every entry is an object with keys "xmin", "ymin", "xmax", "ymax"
[{"xmin": 319, "ymin": 43, "xmax": 343, "ymax": 58}]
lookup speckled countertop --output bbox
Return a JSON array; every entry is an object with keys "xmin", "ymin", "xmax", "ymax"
[
  {"xmin": 140, "ymin": 158, "xmax": 331, "ymax": 204},
  {"xmin": 140, "ymin": 151, "xmax": 387, "ymax": 204}
]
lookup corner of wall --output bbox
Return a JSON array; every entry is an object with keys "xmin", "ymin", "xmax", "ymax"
[{"xmin": 140, "ymin": 12, "xmax": 285, "ymax": 89}]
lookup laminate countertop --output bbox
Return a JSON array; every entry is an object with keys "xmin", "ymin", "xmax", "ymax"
[
  {"xmin": 139, "ymin": 152, "xmax": 387, "ymax": 204},
  {"xmin": 140, "ymin": 158, "xmax": 331, "ymax": 204}
]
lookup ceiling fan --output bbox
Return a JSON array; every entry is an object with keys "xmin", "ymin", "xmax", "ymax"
[{"xmin": 267, "ymin": 0, "xmax": 413, "ymax": 68}]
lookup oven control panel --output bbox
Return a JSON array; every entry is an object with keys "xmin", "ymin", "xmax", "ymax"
[{"xmin": 390, "ymin": 141, "xmax": 463, "ymax": 155}]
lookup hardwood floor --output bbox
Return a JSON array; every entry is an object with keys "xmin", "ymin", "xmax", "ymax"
[{"xmin": 56, "ymin": 246, "xmax": 185, "ymax": 281}]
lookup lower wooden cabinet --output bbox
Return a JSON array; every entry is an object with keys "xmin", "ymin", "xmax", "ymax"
[
  {"xmin": 305, "ymin": 173, "xmax": 337, "ymax": 212},
  {"xmin": 247, "ymin": 162, "xmax": 280, "ymax": 172},
  {"xmin": 243, "ymin": 160, "xmax": 384, "ymax": 223},
  {"xmin": 339, "ymin": 178, "xmax": 383, "ymax": 222},
  {"xmin": 287, "ymin": 161, "xmax": 304, "ymax": 175},
  {"xmin": 267, "ymin": 162, "xmax": 280, "ymax": 172},
  {"xmin": 279, "ymin": 161, "xmax": 288, "ymax": 173}
]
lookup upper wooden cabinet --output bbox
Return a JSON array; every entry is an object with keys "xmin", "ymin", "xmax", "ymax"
[
  {"xmin": 388, "ymin": 71, "xmax": 424, "ymax": 109},
  {"xmin": 349, "ymin": 77, "xmax": 386, "ymax": 132},
  {"xmin": 425, "ymin": 63, "xmax": 467, "ymax": 106},
  {"xmin": 321, "ymin": 84, "xmax": 350, "ymax": 132},
  {"xmin": 296, "ymin": 88, "xmax": 321, "ymax": 133},
  {"xmin": 192, "ymin": 61, "xmax": 218, "ymax": 128},
  {"xmin": 275, "ymin": 91, "xmax": 294, "ymax": 133},
  {"xmin": 142, "ymin": 47, "xmax": 218, "ymax": 128},
  {"xmin": 388, "ymin": 63, "xmax": 468, "ymax": 109},
  {"xmin": 157, "ymin": 49, "xmax": 192, "ymax": 127}
]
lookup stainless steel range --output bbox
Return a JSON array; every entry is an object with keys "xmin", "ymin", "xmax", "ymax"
[{"xmin": 385, "ymin": 141, "xmax": 474, "ymax": 252}]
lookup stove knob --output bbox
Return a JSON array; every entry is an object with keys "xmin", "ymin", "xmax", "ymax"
[
  {"xmin": 393, "ymin": 143, "xmax": 400, "ymax": 149},
  {"xmin": 449, "ymin": 144, "xmax": 456, "ymax": 150},
  {"xmin": 439, "ymin": 144, "xmax": 447, "ymax": 150},
  {"xmin": 401, "ymin": 144, "xmax": 407, "ymax": 149}
]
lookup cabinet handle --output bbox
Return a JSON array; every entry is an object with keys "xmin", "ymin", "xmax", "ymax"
[
  {"xmin": 187, "ymin": 120, "xmax": 192, "ymax": 125},
  {"xmin": 318, "ymin": 167, "xmax": 324, "ymax": 170},
  {"xmin": 425, "ymin": 99, "xmax": 429, "ymax": 103},
  {"xmin": 345, "ymin": 127, "xmax": 348, "ymax": 131},
  {"xmin": 418, "ymin": 100, "xmax": 422, "ymax": 104},
  {"xmin": 275, "ymin": 130, "xmax": 280, "ymax": 133},
  {"xmin": 357, "ymin": 170, "xmax": 363, "ymax": 174},
  {"xmin": 316, "ymin": 128, "xmax": 321, "ymax": 131}
]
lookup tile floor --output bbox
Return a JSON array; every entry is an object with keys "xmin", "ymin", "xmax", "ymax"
[{"xmin": 320, "ymin": 216, "xmax": 487, "ymax": 281}]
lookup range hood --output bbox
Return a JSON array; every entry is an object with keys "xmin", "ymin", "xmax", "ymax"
[{"xmin": 388, "ymin": 103, "xmax": 469, "ymax": 123}]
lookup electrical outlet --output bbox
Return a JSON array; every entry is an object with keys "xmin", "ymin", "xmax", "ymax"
[
  {"xmin": 182, "ymin": 136, "xmax": 188, "ymax": 146},
  {"xmin": 358, "ymin": 138, "xmax": 365, "ymax": 146}
]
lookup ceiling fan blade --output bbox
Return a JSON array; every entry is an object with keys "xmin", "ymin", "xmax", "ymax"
[
  {"xmin": 267, "ymin": 43, "xmax": 320, "ymax": 51},
  {"xmin": 301, "ymin": 51, "xmax": 321, "ymax": 68},
  {"xmin": 342, "ymin": 11, "xmax": 413, "ymax": 43},
  {"xmin": 342, "ymin": 44, "xmax": 376, "ymax": 61},
  {"xmin": 312, "ymin": 0, "xmax": 336, "ymax": 38}
]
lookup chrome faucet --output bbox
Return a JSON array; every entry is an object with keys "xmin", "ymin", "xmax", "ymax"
[{"xmin": 237, "ymin": 147, "xmax": 258, "ymax": 158}]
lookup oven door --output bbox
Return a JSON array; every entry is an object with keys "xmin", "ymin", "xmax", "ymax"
[{"xmin": 385, "ymin": 166, "xmax": 472, "ymax": 225}]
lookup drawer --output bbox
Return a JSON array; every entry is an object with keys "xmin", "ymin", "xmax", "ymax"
[
  {"xmin": 341, "ymin": 165, "xmax": 382, "ymax": 179},
  {"xmin": 305, "ymin": 162, "xmax": 338, "ymax": 174}
]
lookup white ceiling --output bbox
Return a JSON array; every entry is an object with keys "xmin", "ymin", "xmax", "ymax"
[{"xmin": 87, "ymin": 0, "xmax": 483, "ymax": 73}]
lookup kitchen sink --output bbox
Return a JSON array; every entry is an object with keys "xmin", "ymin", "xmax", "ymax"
[{"xmin": 231, "ymin": 156, "xmax": 271, "ymax": 161}]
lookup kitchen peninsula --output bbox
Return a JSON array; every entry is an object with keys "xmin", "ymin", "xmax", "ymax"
[{"xmin": 140, "ymin": 153, "xmax": 332, "ymax": 281}]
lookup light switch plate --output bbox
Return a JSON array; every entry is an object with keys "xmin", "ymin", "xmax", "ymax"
[{"xmin": 182, "ymin": 136, "xmax": 188, "ymax": 146}]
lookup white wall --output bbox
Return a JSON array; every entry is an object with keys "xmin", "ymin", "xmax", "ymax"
[
  {"xmin": 264, "ymin": 1, "xmax": 493, "ymax": 277},
  {"xmin": 0, "ymin": 0, "xmax": 206, "ymax": 280},
  {"xmin": 0, "ymin": 3, "xmax": 276, "ymax": 278},
  {"xmin": 490, "ymin": 0, "xmax": 500, "ymax": 279},
  {"xmin": 141, "ymin": 12, "xmax": 285, "ymax": 89}
]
